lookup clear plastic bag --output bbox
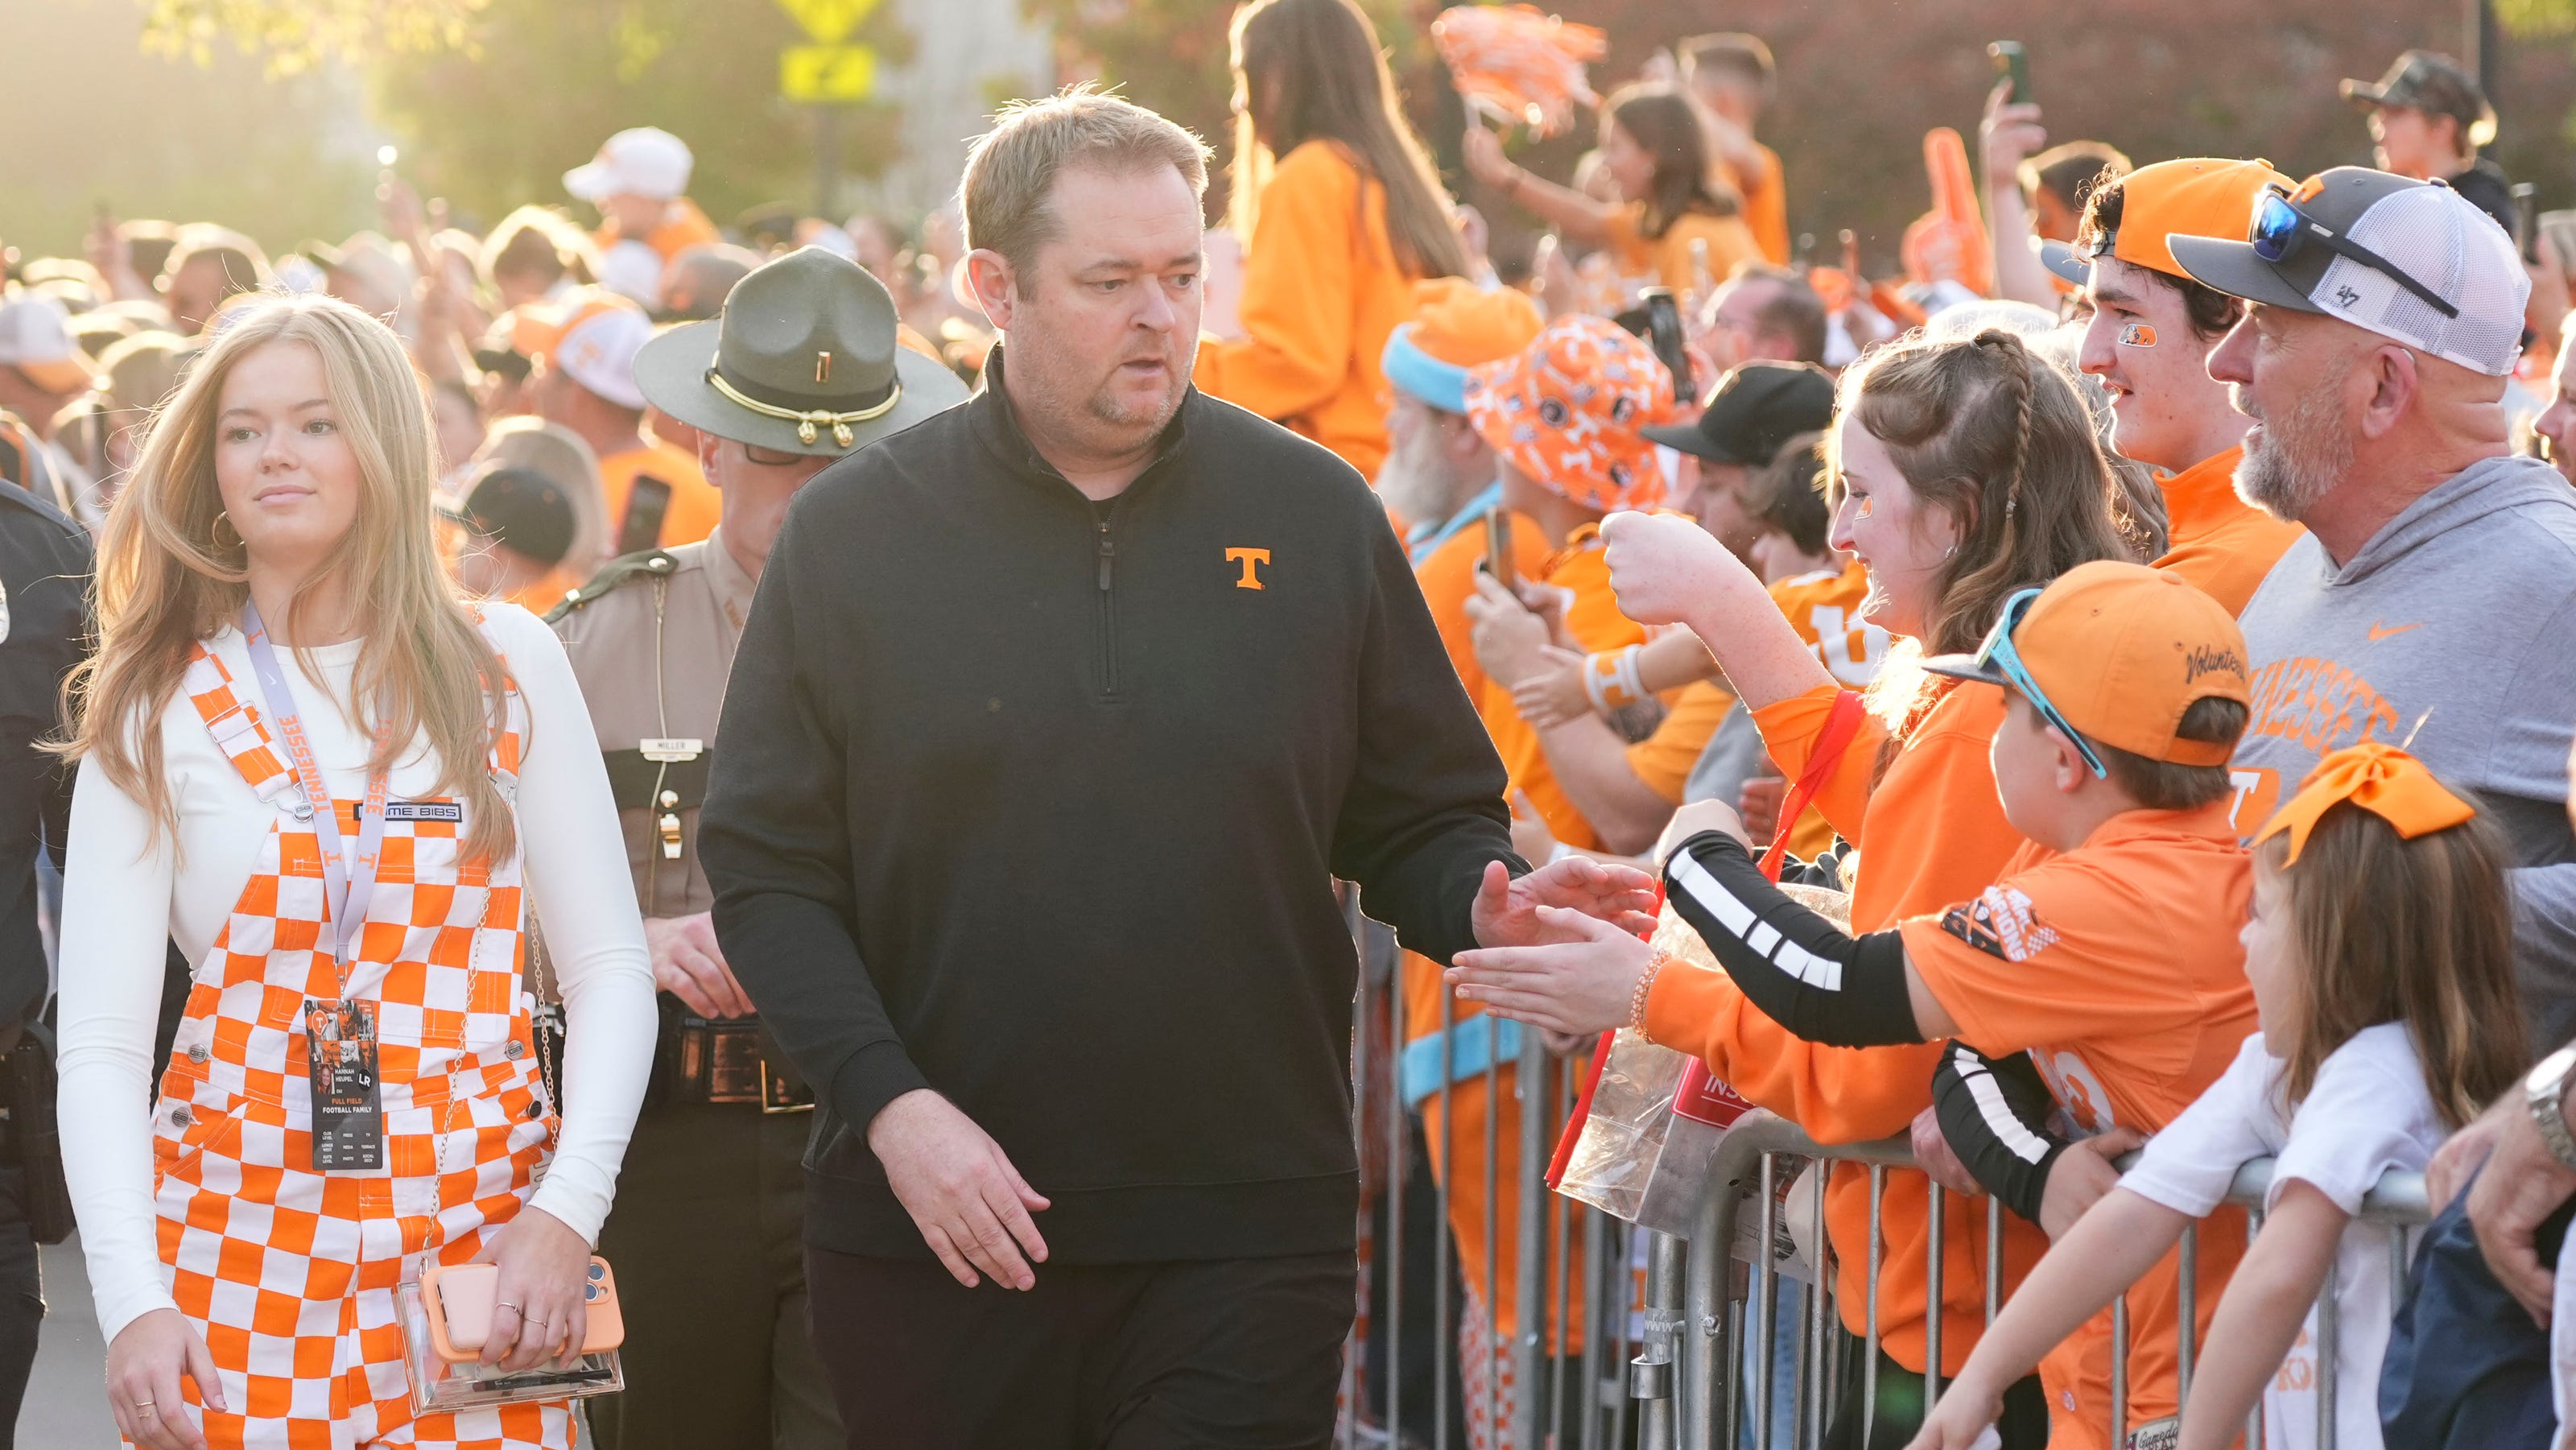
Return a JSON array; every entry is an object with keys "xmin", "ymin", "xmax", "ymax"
[
  {"xmin": 397, "ymin": 1279, "xmax": 623, "ymax": 1416},
  {"xmin": 1551, "ymin": 886, "xmax": 1852, "ymax": 1240}
]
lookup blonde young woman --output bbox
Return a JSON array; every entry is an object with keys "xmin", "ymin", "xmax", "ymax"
[{"xmin": 54, "ymin": 294, "xmax": 656, "ymax": 1450}]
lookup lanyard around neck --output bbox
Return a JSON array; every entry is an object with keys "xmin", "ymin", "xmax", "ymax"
[{"xmin": 241, "ymin": 603, "xmax": 390, "ymax": 994}]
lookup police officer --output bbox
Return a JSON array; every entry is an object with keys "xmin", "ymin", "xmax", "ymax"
[{"xmin": 547, "ymin": 246, "xmax": 966, "ymax": 1450}]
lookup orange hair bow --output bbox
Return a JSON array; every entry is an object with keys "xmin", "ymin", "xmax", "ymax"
[{"xmin": 2252, "ymin": 742, "xmax": 2475, "ymax": 865}]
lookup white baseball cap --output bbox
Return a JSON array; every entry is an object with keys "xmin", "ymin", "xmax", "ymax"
[
  {"xmin": 544, "ymin": 297, "xmax": 653, "ymax": 411},
  {"xmin": 595, "ymin": 239, "xmax": 668, "ymax": 308},
  {"xmin": 2167, "ymin": 167, "xmax": 2528, "ymax": 377},
  {"xmin": 564, "ymin": 127, "xmax": 694, "ymax": 203},
  {"xmin": 0, "ymin": 294, "xmax": 105, "ymax": 395}
]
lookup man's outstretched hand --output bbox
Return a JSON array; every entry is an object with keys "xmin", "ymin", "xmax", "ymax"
[{"xmin": 1470, "ymin": 857, "xmax": 1657, "ymax": 950}]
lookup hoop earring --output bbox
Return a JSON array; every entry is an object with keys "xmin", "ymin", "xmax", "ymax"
[{"xmin": 211, "ymin": 512, "xmax": 242, "ymax": 551}]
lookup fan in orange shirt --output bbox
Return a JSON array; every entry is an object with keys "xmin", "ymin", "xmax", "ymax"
[
  {"xmin": 1455, "ymin": 329, "xmax": 2136, "ymax": 1448},
  {"xmin": 530, "ymin": 292, "xmax": 720, "ymax": 553},
  {"xmin": 1464, "ymin": 85, "xmax": 1763, "ymax": 304},
  {"xmin": 1192, "ymin": 0, "xmax": 1475, "ymax": 481},
  {"xmin": 2051, "ymin": 159, "xmax": 2306, "ymax": 616},
  {"xmin": 564, "ymin": 126, "xmax": 722, "ymax": 299},
  {"xmin": 1505, "ymin": 382, "xmax": 1872, "ymax": 863},
  {"xmin": 1679, "ymin": 32, "xmax": 1791, "ymax": 265}
]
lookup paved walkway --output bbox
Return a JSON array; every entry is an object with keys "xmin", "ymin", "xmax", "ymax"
[{"xmin": 26, "ymin": 1237, "xmax": 116, "ymax": 1448}]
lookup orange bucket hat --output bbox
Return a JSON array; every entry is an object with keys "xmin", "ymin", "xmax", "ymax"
[
  {"xmin": 1382, "ymin": 279, "xmax": 1545, "ymax": 413},
  {"xmin": 1463, "ymin": 314, "xmax": 1676, "ymax": 512}
]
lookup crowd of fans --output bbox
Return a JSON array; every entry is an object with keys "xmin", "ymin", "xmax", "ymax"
[{"xmin": 0, "ymin": 3, "xmax": 2571, "ymax": 1448}]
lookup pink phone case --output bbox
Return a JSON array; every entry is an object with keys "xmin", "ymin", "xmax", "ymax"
[{"xmin": 421, "ymin": 1260, "xmax": 626, "ymax": 1363}]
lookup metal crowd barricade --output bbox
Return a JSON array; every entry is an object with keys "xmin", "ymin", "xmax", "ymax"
[
  {"xmin": 1661, "ymin": 1110, "xmax": 2430, "ymax": 1450},
  {"xmin": 1333, "ymin": 903, "xmax": 2427, "ymax": 1450},
  {"xmin": 1338, "ymin": 903, "xmax": 1649, "ymax": 1450}
]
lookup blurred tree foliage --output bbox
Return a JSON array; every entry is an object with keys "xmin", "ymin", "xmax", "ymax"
[
  {"xmin": 373, "ymin": 0, "xmax": 914, "ymax": 233},
  {"xmin": 141, "ymin": 0, "xmax": 488, "ymax": 72}
]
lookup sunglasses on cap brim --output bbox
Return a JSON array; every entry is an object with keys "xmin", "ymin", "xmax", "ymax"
[
  {"xmin": 2249, "ymin": 186, "xmax": 2460, "ymax": 320},
  {"xmin": 1974, "ymin": 587, "xmax": 2108, "ymax": 779}
]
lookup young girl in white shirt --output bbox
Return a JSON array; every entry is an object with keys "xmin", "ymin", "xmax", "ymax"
[
  {"xmin": 1911, "ymin": 743, "xmax": 2528, "ymax": 1450},
  {"xmin": 54, "ymin": 294, "xmax": 656, "ymax": 1450}
]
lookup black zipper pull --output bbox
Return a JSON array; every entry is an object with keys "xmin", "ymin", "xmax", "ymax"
[{"xmin": 1097, "ymin": 524, "xmax": 1116, "ymax": 591}]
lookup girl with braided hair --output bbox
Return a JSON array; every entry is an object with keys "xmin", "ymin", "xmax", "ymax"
[{"xmin": 1447, "ymin": 328, "xmax": 2132, "ymax": 1448}]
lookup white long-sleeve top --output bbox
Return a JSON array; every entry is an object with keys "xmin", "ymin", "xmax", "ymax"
[{"xmin": 56, "ymin": 603, "xmax": 657, "ymax": 1344}]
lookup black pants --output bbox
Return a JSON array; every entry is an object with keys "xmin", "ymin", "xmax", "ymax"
[
  {"xmin": 0, "ymin": 1164, "xmax": 43, "ymax": 1449},
  {"xmin": 807, "ymin": 1246, "xmax": 1353, "ymax": 1450},
  {"xmin": 1822, "ymin": 1339, "xmax": 2048, "ymax": 1450},
  {"xmin": 591, "ymin": 1103, "xmax": 838, "ymax": 1450}
]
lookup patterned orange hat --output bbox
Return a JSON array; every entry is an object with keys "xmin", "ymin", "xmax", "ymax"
[{"xmin": 1465, "ymin": 315, "xmax": 1676, "ymax": 512}]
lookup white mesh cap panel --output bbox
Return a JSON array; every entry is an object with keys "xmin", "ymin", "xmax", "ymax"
[{"xmin": 2314, "ymin": 184, "xmax": 2527, "ymax": 375}]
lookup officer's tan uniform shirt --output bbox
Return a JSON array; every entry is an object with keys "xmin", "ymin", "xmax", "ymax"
[{"xmin": 549, "ymin": 531, "xmax": 757, "ymax": 921}]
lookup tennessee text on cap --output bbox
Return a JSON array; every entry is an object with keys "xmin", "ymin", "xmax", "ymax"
[
  {"xmin": 542, "ymin": 295, "xmax": 654, "ymax": 411},
  {"xmin": 1640, "ymin": 361, "xmax": 1835, "ymax": 465},
  {"xmin": 633, "ymin": 245, "xmax": 968, "ymax": 457},
  {"xmin": 2340, "ymin": 50, "xmax": 2497, "ymax": 150},
  {"xmin": 1464, "ymin": 314, "xmax": 1677, "ymax": 513},
  {"xmin": 564, "ymin": 127, "xmax": 695, "ymax": 203},
  {"xmin": 1923, "ymin": 560, "xmax": 2250, "ymax": 766},
  {"xmin": 1380, "ymin": 279, "xmax": 1544, "ymax": 415},
  {"xmin": 2046, "ymin": 157, "xmax": 2292, "ymax": 289},
  {"xmin": 2167, "ymin": 167, "xmax": 2528, "ymax": 377}
]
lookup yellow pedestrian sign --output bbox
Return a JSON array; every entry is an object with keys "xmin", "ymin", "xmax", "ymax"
[
  {"xmin": 781, "ymin": 43, "xmax": 877, "ymax": 103},
  {"xmin": 777, "ymin": 0, "xmax": 877, "ymax": 43}
]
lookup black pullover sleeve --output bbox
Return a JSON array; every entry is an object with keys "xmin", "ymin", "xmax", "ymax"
[
  {"xmin": 1331, "ymin": 516, "xmax": 1525, "ymax": 965},
  {"xmin": 1930, "ymin": 1041, "xmax": 2072, "ymax": 1225},
  {"xmin": 1660, "ymin": 830, "xmax": 1922, "ymax": 1047},
  {"xmin": 701, "ymin": 504, "xmax": 928, "ymax": 1138}
]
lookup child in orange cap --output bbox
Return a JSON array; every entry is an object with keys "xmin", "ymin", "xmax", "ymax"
[
  {"xmin": 1448, "ymin": 560, "xmax": 2272, "ymax": 1448},
  {"xmin": 1914, "ymin": 742, "xmax": 2526, "ymax": 1450}
]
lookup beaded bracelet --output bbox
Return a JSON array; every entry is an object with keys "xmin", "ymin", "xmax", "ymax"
[{"xmin": 1629, "ymin": 948, "xmax": 1671, "ymax": 1035}]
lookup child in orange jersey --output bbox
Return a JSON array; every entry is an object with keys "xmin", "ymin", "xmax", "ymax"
[
  {"xmin": 1913, "ymin": 745, "xmax": 2527, "ymax": 1450},
  {"xmin": 1448, "ymin": 561, "xmax": 2265, "ymax": 1449}
]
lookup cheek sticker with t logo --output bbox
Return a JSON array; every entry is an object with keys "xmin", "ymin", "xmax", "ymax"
[{"xmin": 2119, "ymin": 323, "xmax": 2157, "ymax": 348}]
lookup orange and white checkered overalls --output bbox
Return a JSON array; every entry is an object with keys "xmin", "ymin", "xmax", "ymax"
[{"xmin": 147, "ymin": 641, "xmax": 572, "ymax": 1449}]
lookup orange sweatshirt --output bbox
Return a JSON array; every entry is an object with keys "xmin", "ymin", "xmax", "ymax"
[
  {"xmin": 1722, "ymin": 143, "xmax": 1792, "ymax": 267},
  {"xmin": 1641, "ymin": 679, "xmax": 2050, "ymax": 1376},
  {"xmin": 1602, "ymin": 202, "xmax": 1766, "ymax": 300},
  {"xmin": 2150, "ymin": 446, "xmax": 2304, "ymax": 618},
  {"xmin": 1194, "ymin": 141, "xmax": 1423, "ymax": 480},
  {"xmin": 597, "ymin": 196, "xmax": 721, "ymax": 266}
]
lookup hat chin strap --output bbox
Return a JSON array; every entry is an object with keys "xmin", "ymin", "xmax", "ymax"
[{"xmin": 704, "ymin": 368, "xmax": 902, "ymax": 448}]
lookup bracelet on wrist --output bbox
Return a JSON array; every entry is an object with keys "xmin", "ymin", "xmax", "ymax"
[{"xmin": 1629, "ymin": 948, "xmax": 1671, "ymax": 1036}]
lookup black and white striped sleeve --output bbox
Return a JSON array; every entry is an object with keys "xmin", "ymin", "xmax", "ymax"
[
  {"xmin": 1659, "ymin": 831, "xmax": 1922, "ymax": 1048},
  {"xmin": 1930, "ymin": 1041, "xmax": 2070, "ymax": 1225}
]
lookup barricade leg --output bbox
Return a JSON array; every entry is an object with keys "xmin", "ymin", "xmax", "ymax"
[{"xmin": 1637, "ymin": 1230, "xmax": 1685, "ymax": 1450}]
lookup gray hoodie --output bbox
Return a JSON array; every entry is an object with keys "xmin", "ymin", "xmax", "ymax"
[{"xmin": 2235, "ymin": 452, "xmax": 2576, "ymax": 1051}]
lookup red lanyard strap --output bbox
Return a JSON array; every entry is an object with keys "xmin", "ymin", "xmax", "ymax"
[
  {"xmin": 242, "ymin": 603, "xmax": 391, "ymax": 994},
  {"xmin": 1757, "ymin": 688, "xmax": 1865, "ymax": 883}
]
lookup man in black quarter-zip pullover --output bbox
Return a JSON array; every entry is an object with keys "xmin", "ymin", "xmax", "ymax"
[{"xmin": 698, "ymin": 89, "xmax": 1655, "ymax": 1450}]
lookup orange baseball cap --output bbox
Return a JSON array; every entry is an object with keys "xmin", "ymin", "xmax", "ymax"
[
  {"xmin": 1923, "ymin": 561, "xmax": 2250, "ymax": 767},
  {"xmin": 2046, "ymin": 157, "xmax": 2292, "ymax": 288}
]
